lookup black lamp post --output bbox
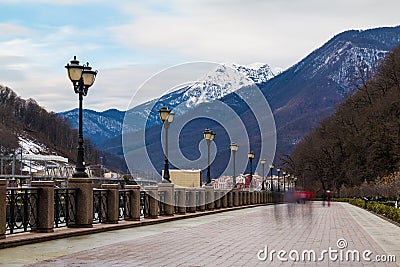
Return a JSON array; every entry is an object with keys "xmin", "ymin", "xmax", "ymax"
[
  {"xmin": 260, "ymin": 159, "xmax": 266, "ymax": 190},
  {"xmin": 204, "ymin": 128, "xmax": 215, "ymax": 186},
  {"xmin": 229, "ymin": 142, "xmax": 238, "ymax": 188},
  {"xmin": 283, "ymin": 171, "xmax": 286, "ymax": 192},
  {"xmin": 277, "ymin": 168, "xmax": 281, "ymax": 192},
  {"xmin": 65, "ymin": 56, "xmax": 97, "ymax": 178},
  {"xmin": 248, "ymin": 151, "xmax": 255, "ymax": 188},
  {"xmin": 158, "ymin": 106, "xmax": 174, "ymax": 183},
  {"xmin": 269, "ymin": 164, "xmax": 274, "ymax": 191}
]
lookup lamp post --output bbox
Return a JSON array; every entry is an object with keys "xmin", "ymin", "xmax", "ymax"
[
  {"xmin": 230, "ymin": 142, "xmax": 239, "ymax": 188},
  {"xmin": 260, "ymin": 159, "xmax": 266, "ymax": 190},
  {"xmin": 204, "ymin": 128, "xmax": 216, "ymax": 186},
  {"xmin": 269, "ymin": 164, "xmax": 274, "ymax": 191},
  {"xmin": 277, "ymin": 168, "xmax": 281, "ymax": 192},
  {"xmin": 248, "ymin": 152, "xmax": 255, "ymax": 188},
  {"xmin": 282, "ymin": 171, "xmax": 286, "ymax": 192},
  {"xmin": 65, "ymin": 56, "xmax": 97, "ymax": 178},
  {"xmin": 158, "ymin": 106, "xmax": 175, "ymax": 183}
]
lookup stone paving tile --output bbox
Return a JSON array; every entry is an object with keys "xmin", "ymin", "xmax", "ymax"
[{"xmin": 1, "ymin": 202, "xmax": 399, "ymax": 266}]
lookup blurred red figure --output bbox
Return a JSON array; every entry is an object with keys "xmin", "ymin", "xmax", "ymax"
[{"xmin": 326, "ymin": 190, "xmax": 331, "ymax": 207}]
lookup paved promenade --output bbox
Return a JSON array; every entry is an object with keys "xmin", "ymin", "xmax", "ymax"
[{"xmin": 0, "ymin": 202, "xmax": 399, "ymax": 266}]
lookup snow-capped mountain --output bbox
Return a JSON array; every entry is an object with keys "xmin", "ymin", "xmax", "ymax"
[
  {"xmin": 60, "ymin": 25, "xmax": 400, "ymax": 176},
  {"xmin": 59, "ymin": 63, "xmax": 275, "ymax": 144},
  {"xmin": 59, "ymin": 108, "xmax": 125, "ymax": 145}
]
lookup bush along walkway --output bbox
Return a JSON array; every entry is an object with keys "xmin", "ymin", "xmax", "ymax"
[{"xmin": 332, "ymin": 198, "xmax": 400, "ymax": 226}]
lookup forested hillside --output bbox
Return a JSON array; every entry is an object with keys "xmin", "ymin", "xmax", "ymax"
[
  {"xmin": 0, "ymin": 85, "xmax": 114, "ymax": 168},
  {"xmin": 288, "ymin": 45, "xmax": 400, "ymax": 194}
]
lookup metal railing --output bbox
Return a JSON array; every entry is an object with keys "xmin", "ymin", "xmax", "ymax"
[
  {"xmin": 54, "ymin": 188, "xmax": 77, "ymax": 228},
  {"xmin": 174, "ymin": 191, "xmax": 179, "ymax": 213},
  {"xmin": 196, "ymin": 191, "xmax": 200, "ymax": 211},
  {"xmin": 158, "ymin": 191, "xmax": 165, "ymax": 216},
  {"xmin": 6, "ymin": 187, "xmax": 39, "ymax": 234},
  {"xmin": 186, "ymin": 191, "xmax": 190, "ymax": 212},
  {"xmin": 118, "ymin": 189, "xmax": 131, "ymax": 221},
  {"xmin": 93, "ymin": 189, "xmax": 108, "ymax": 224},
  {"xmin": 140, "ymin": 191, "xmax": 150, "ymax": 218}
]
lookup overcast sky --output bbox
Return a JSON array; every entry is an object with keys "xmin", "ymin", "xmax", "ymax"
[{"xmin": 1, "ymin": 0, "xmax": 399, "ymax": 112}]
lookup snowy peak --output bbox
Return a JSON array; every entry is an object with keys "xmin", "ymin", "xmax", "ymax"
[{"xmin": 182, "ymin": 63, "xmax": 274, "ymax": 108}]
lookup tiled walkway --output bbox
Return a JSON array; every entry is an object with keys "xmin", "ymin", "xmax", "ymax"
[{"xmin": 0, "ymin": 202, "xmax": 399, "ymax": 266}]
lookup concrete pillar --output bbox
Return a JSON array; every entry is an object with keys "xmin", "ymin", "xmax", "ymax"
[
  {"xmin": 227, "ymin": 190, "xmax": 233, "ymax": 207},
  {"xmin": 242, "ymin": 191, "xmax": 247, "ymax": 205},
  {"xmin": 187, "ymin": 188, "xmax": 196, "ymax": 213},
  {"xmin": 158, "ymin": 183, "xmax": 174, "ymax": 216},
  {"xmin": 125, "ymin": 185, "xmax": 140, "ymax": 221},
  {"xmin": 68, "ymin": 178, "xmax": 93, "ymax": 228},
  {"xmin": 101, "ymin": 184, "xmax": 119, "ymax": 224},
  {"xmin": 221, "ymin": 190, "xmax": 228, "ymax": 208},
  {"xmin": 233, "ymin": 189, "xmax": 239, "ymax": 207},
  {"xmin": 144, "ymin": 186, "xmax": 158, "ymax": 219},
  {"xmin": 238, "ymin": 190, "xmax": 243, "ymax": 206},
  {"xmin": 0, "ymin": 179, "xmax": 6, "ymax": 239},
  {"xmin": 198, "ymin": 188, "xmax": 206, "ymax": 211},
  {"xmin": 175, "ymin": 187, "xmax": 186, "ymax": 214},
  {"xmin": 214, "ymin": 190, "xmax": 221, "ymax": 209},
  {"xmin": 205, "ymin": 186, "xmax": 214, "ymax": 210},
  {"xmin": 30, "ymin": 181, "xmax": 54, "ymax": 233}
]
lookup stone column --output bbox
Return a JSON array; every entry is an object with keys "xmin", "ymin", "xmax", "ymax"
[
  {"xmin": 187, "ymin": 188, "xmax": 196, "ymax": 213},
  {"xmin": 205, "ymin": 186, "xmax": 214, "ymax": 210},
  {"xmin": 175, "ymin": 187, "xmax": 186, "ymax": 214},
  {"xmin": 250, "ymin": 190, "xmax": 255, "ymax": 205},
  {"xmin": 144, "ymin": 186, "xmax": 158, "ymax": 219},
  {"xmin": 101, "ymin": 184, "xmax": 119, "ymax": 224},
  {"xmin": 158, "ymin": 183, "xmax": 174, "ymax": 216},
  {"xmin": 221, "ymin": 190, "xmax": 228, "ymax": 208},
  {"xmin": 68, "ymin": 178, "xmax": 93, "ymax": 228},
  {"xmin": 0, "ymin": 179, "xmax": 6, "ymax": 239},
  {"xmin": 198, "ymin": 188, "xmax": 206, "ymax": 211},
  {"xmin": 233, "ymin": 189, "xmax": 239, "ymax": 207},
  {"xmin": 227, "ymin": 190, "xmax": 233, "ymax": 207},
  {"xmin": 31, "ymin": 181, "xmax": 54, "ymax": 233},
  {"xmin": 214, "ymin": 190, "xmax": 221, "ymax": 209},
  {"xmin": 125, "ymin": 185, "xmax": 140, "ymax": 221}
]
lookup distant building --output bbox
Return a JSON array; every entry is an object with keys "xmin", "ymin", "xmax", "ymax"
[{"xmin": 167, "ymin": 169, "xmax": 201, "ymax": 188}]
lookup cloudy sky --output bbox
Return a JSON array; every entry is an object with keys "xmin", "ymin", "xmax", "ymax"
[{"xmin": 1, "ymin": 0, "xmax": 399, "ymax": 112}]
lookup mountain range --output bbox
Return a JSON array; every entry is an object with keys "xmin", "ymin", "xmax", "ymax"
[{"xmin": 59, "ymin": 25, "xmax": 400, "ymax": 178}]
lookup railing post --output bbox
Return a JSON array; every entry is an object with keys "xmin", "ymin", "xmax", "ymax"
[
  {"xmin": 0, "ymin": 179, "xmax": 6, "ymax": 239},
  {"xmin": 125, "ymin": 185, "xmax": 140, "ymax": 221},
  {"xmin": 31, "ymin": 181, "xmax": 54, "ymax": 233},
  {"xmin": 144, "ymin": 186, "xmax": 158, "ymax": 219},
  {"xmin": 158, "ymin": 183, "xmax": 174, "ymax": 216},
  {"xmin": 175, "ymin": 188, "xmax": 186, "ymax": 214},
  {"xmin": 187, "ymin": 188, "xmax": 196, "ymax": 213},
  {"xmin": 198, "ymin": 188, "xmax": 206, "ymax": 211},
  {"xmin": 101, "ymin": 184, "xmax": 119, "ymax": 224},
  {"xmin": 227, "ymin": 190, "xmax": 233, "ymax": 207},
  {"xmin": 214, "ymin": 190, "xmax": 221, "ymax": 209},
  {"xmin": 205, "ymin": 186, "xmax": 214, "ymax": 210},
  {"xmin": 68, "ymin": 178, "xmax": 93, "ymax": 228},
  {"xmin": 221, "ymin": 190, "xmax": 228, "ymax": 208},
  {"xmin": 233, "ymin": 189, "xmax": 239, "ymax": 207}
]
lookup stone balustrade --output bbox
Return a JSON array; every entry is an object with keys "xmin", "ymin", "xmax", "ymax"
[{"xmin": 0, "ymin": 179, "xmax": 279, "ymax": 239}]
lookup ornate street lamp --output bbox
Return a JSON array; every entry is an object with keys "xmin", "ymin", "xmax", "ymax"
[
  {"xmin": 282, "ymin": 170, "xmax": 287, "ymax": 192},
  {"xmin": 269, "ymin": 164, "xmax": 274, "ymax": 191},
  {"xmin": 248, "ymin": 151, "xmax": 255, "ymax": 188},
  {"xmin": 277, "ymin": 168, "xmax": 281, "ymax": 192},
  {"xmin": 203, "ymin": 128, "xmax": 215, "ymax": 185},
  {"xmin": 158, "ymin": 106, "xmax": 174, "ymax": 183},
  {"xmin": 65, "ymin": 56, "xmax": 97, "ymax": 178},
  {"xmin": 260, "ymin": 159, "xmax": 266, "ymax": 190},
  {"xmin": 229, "ymin": 142, "xmax": 239, "ymax": 188}
]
